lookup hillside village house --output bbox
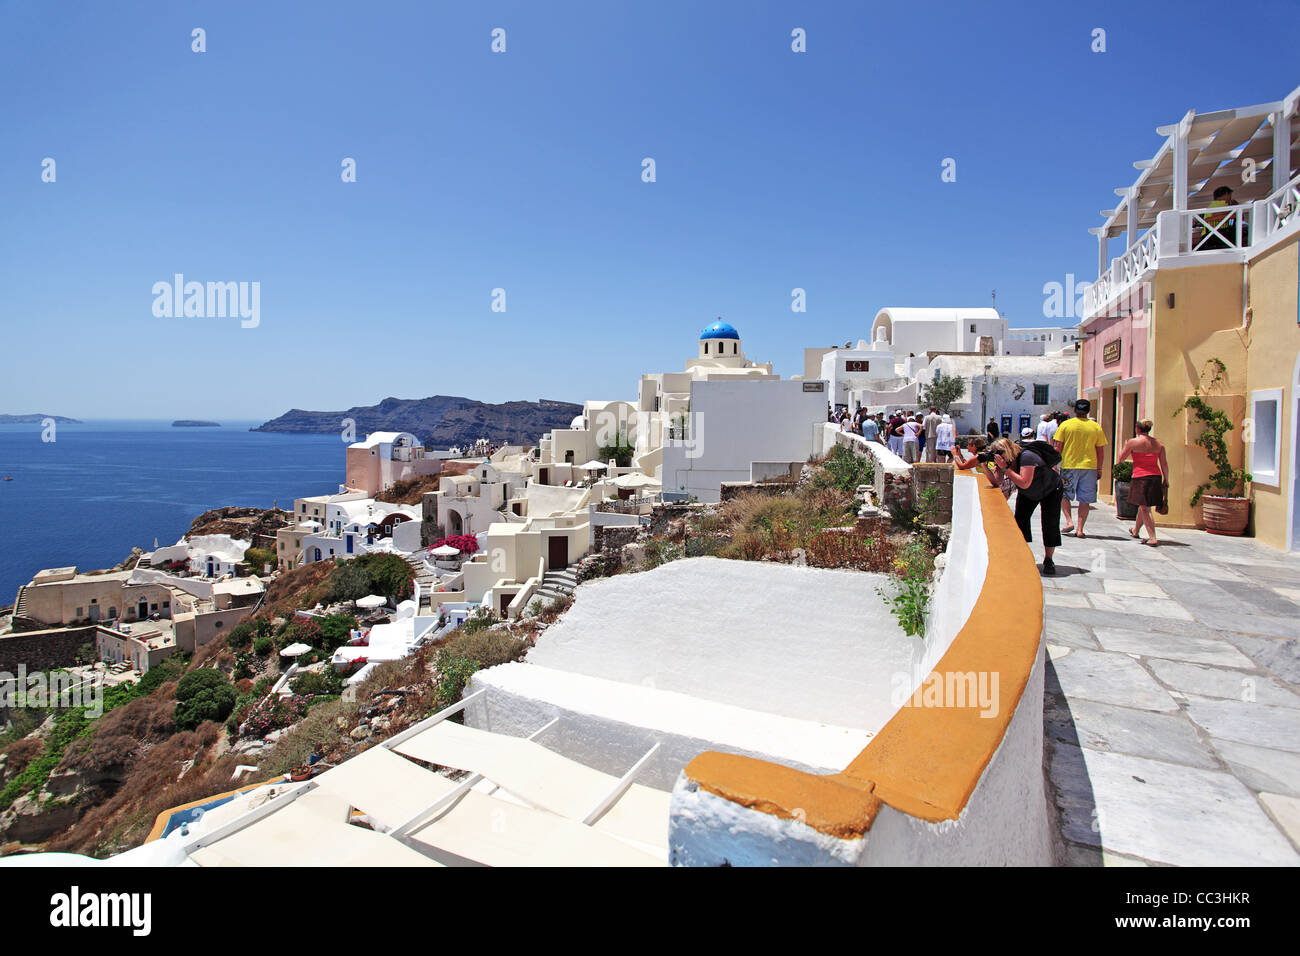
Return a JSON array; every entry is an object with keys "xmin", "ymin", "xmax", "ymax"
[
  {"xmin": 149, "ymin": 534, "xmax": 250, "ymax": 578},
  {"xmin": 298, "ymin": 501, "xmax": 422, "ymax": 565},
  {"xmin": 344, "ymin": 431, "xmax": 444, "ymax": 496},
  {"xmin": 1079, "ymin": 83, "xmax": 1300, "ymax": 548},
  {"xmin": 431, "ymin": 456, "xmax": 528, "ymax": 534},
  {"xmin": 12, "ymin": 561, "xmax": 265, "ymax": 674}
]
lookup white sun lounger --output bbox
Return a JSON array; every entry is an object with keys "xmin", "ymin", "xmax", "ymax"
[
  {"xmin": 190, "ymin": 793, "xmax": 439, "ymax": 867},
  {"xmin": 311, "ymin": 745, "xmax": 459, "ymax": 830},
  {"xmin": 393, "ymin": 719, "xmax": 670, "ymax": 854},
  {"xmin": 405, "ymin": 789, "xmax": 662, "ymax": 867}
]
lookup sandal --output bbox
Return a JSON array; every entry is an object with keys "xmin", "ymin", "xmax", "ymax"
[
  {"xmin": 1128, "ymin": 528, "xmax": 1140, "ymax": 539},
  {"xmin": 1142, "ymin": 539, "xmax": 1159, "ymax": 547},
  {"xmin": 1060, "ymin": 525, "xmax": 1075, "ymax": 535}
]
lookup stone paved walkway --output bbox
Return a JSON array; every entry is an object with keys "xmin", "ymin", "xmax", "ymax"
[{"xmin": 1020, "ymin": 496, "xmax": 1300, "ymax": 866}]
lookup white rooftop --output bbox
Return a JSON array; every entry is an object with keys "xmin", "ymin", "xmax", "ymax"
[{"xmin": 528, "ymin": 557, "xmax": 911, "ymax": 732}]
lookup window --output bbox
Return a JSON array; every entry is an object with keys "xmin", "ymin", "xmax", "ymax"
[
  {"xmin": 703, "ymin": 342, "xmax": 708, "ymax": 354},
  {"xmin": 75, "ymin": 607, "xmax": 83, "ymax": 618},
  {"xmin": 1033, "ymin": 384, "xmax": 1049, "ymax": 405},
  {"xmin": 1249, "ymin": 388, "xmax": 1282, "ymax": 486},
  {"xmin": 970, "ymin": 324, "xmax": 977, "ymax": 333}
]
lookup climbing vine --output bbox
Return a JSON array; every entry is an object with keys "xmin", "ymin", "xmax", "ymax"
[{"xmin": 1173, "ymin": 358, "xmax": 1251, "ymax": 505}]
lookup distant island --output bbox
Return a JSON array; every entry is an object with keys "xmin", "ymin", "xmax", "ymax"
[
  {"xmin": 253, "ymin": 395, "xmax": 582, "ymax": 447},
  {"xmin": 0, "ymin": 414, "xmax": 81, "ymax": 424},
  {"xmin": 172, "ymin": 420, "xmax": 221, "ymax": 427}
]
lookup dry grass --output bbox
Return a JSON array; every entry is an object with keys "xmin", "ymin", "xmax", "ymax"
[
  {"xmin": 256, "ymin": 561, "xmax": 335, "ymax": 620},
  {"xmin": 375, "ymin": 475, "xmax": 441, "ymax": 505}
]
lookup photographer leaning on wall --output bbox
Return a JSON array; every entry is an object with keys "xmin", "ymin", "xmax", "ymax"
[{"xmin": 977, "ymin": 436, "xmax": 1064, "ymax": 577}]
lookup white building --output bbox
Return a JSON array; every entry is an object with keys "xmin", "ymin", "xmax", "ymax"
[
  {"xmin": 149, "ymin": 534, "xmax": 250, "ymax": 579},
  {"xmin": 661, "ymin": 377, "xmax": 828, "ymax": 503},
  {"xmin": 910, "ymin": 353, "xmax": 1080, "ymax": 436},
  {"xmin": 1004, "ymin": 326, "xmax": 1081, "ymax": 356},
  {"xmin": 870, "ymin": 307, "xmax": 1009, "ymax": 359}
]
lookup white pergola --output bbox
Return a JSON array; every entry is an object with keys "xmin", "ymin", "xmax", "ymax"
[{"xmin": 1093, "ymin": 85, "xmax": 1300, "ymax": 274}]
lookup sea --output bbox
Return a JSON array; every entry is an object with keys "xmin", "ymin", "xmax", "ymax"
[{"xmin": 0, "ymin": 421, "xmax": 345, "ymax": 604}]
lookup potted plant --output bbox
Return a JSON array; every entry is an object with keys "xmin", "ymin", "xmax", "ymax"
[
  {"xmin": 1174, "ymin": 361, "xmax": 1252, "ymax": 535},
  {"xmin": 1111, "ymin": 460, "xmax": 1137, "ymax": 521}
]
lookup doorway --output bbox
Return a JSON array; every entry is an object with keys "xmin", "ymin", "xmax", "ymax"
[
  {"xmin": 547, "ymin": 535, "xmax": 568, "ymax": 570},
  {"xmin": 1290, "ymin": 356, "xmax": 1300, "ymax": 551}
]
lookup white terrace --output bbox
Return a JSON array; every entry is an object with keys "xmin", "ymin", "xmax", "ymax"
[{"xmin": 1083, "ymin": 85, "xmax": 1300, "ymax": 321}]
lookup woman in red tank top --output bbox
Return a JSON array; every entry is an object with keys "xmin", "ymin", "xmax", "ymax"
[{"xmin": 1117, "ymin": 420, "xmax": 1169, "ymax": 546}]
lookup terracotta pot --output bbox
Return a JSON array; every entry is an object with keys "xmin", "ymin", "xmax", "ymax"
[{"xmin": 1201, "ymin": 495, "xmax": 1250, "ymax": 536}]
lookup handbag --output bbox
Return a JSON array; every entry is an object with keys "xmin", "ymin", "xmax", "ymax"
[{"xmin": 1156, "ymin": 480, "xmax": 1169, "ymax": 516}]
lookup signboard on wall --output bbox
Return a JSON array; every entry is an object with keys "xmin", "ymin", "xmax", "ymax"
[
  {"xmin": 845, "ymin": 360, "xmax": 870, "ymax": 372},
  {"xmin": 802, "ymin": 381, "xmax": 825, "ymax": 392},
  {"xmin": 1103, "ymin": 338, "xmax": 1122, "ymax": 365}
]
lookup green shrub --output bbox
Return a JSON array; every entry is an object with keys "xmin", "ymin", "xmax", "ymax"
[
  {"xmin": 317, "ymin": 613, "xmax": 358, "ymax": 653},
  {"xmin": 174, "ymin": 669, "xmax": 237, "ymax": 731},
  {"xmin": 597, "ymin": 443, "xmax": 635, "ymax": 468},
  {"xmin": 289, "ymin": 670, "xmax": 344, "ymax": 697},
  {"xmin": 433, "ymin": 629, "xmax": 530, "ymax": 711},
  {"xmin": 253, "ymin": 636, "xmax": 274, "ymax": 656},
  {"xmin": 226, "ymin": 622, "xmax": 255, "ymax": 650},
  {"xmin": 243, "ymin": 547, "xmax": 277, "ymax": 573},
  {"xmin": 1111, "ymin": 460, "xmax": 1133, "ymax": 482},
  {"xmin": 136, "ymin": 652, "xmax": 190, "ymax": 696}
]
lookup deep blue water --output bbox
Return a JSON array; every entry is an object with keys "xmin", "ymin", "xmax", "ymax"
[{"xmin": 0, "ymin": 421, "xmax": 344, "ymax": 604}]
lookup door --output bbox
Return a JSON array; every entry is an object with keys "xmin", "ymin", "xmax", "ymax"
[
  {"xmin": 500, "ymin": 592, "xmax": 512, "ymax": 615},
  {"xmin": 548, "ymin": 535, "xmax": 568, "ymax": 569},
  {"xmin": 138, "ymin": 600, "xmax": 148, "ymax": 620}
]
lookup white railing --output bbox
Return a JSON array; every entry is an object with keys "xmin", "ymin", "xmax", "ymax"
[
  {"xmin": 1186, "ymin": 204, "xmax": 1251, "ymax": 252},
  {"xmin": 1118, "ymin": 221, "xmax": 1160, "ymax": 285},
  {"xmin": 1261, "ymin": 172, "xmax": 1300, "ymax": 236},
  {"xmin": 1083, "ymin": 269, "xmax": 1112, "ymax": 317}
]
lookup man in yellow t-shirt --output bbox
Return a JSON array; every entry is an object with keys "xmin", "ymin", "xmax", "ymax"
[{"xmin": 1053, "ymin": 399, "xmax": 1108, "ymax": 538}]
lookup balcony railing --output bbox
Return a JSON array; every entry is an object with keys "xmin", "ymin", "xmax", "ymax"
[
  {"xmin": 1085, "ymin": 172, "xmax": 1300, "ymax": 320},
  {"xmin": 1264, "ymin": 175, "xmax": 1300, "ymax": 234}
]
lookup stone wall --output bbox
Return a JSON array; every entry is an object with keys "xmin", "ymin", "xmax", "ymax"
[
  {"xmin": 831, "ymin": 427, "xmax": 912, "ymax": 515},
  {"xmin": 910, "ymin": 463, "xmax": 955, "ymax": 524},
  {"xmin": 0, "ymin": 626, "xmax": 96, "ymax": 673},
  {"xmin": 719, "ymin": 481, "xmax": 796, "ymax": 502}
]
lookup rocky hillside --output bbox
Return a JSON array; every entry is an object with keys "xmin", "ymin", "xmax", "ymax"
[
  {"xmin": 252, "ymin": 396, "xmax": 580, "ymax": 447},
  {"xmin": 186, "ymin": 507, "xmax": 291, "ymax": 541}
]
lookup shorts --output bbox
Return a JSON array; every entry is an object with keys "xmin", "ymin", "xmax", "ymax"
[
  {"xmin": 1061, "ymin": 468, "xmax": 1098, "ymax": 504},
  {"xmin": 1128, "ymin": 475, "xmax": 1164, "ymax": 508}
]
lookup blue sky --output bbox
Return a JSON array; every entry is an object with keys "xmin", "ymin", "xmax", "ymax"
[{"xmin": 2, "ymin": 0, "xmax": 1296, "ymax": 420}]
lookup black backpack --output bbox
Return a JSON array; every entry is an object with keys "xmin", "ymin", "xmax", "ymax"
[{"xmin": 1019, "ymin": 439, "xmax": 1061, "ymax": 469}]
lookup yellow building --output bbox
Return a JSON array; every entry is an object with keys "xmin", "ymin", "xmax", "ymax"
[{"xmin": 1080, "ymin": 85, "xmax": 1300, "ymax": 550}]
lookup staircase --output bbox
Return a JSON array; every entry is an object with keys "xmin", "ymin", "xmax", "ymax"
[
  {"xmin": 533, "ymin": 563, "xmax": 579, "ymax": 603},
  {"xmin": 402, "ymin": 554, "xmax": 439, "ymax": 604},
  {"xmin": 10, "ymin": 586, "xmax": 44, "ymax": 632}
]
